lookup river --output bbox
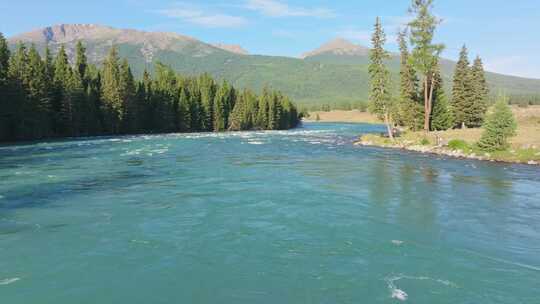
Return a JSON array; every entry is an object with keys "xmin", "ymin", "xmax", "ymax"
[{"xmin": 1, "ymin": 122, "xmax": 539, "ymax": 303}]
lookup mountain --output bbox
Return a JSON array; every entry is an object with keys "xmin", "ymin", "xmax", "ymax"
[
  {"xmin": 7, "ymin": 24, "xmax": 540, "ymax": 107},
  {"xmin": 301, "ymin": 38, "xmax": 370, "ymax": 58},
  {"xmin": 212, "ymin": 43, "xmax": 249, "ymax": 55}
]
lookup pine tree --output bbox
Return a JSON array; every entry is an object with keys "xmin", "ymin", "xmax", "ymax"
[
  {"xmin": 52, "ymin": 45, "xmax": 75, "ymax": 136},
  {"xmin": 188, "ymin": 80, "xmax": 202, "ymax": 131},
  {"xmin": 100, "ymin": 46, "xmax": 122, "ymax": 133},
  {"xmin": 397, "ymin": 30, "xmax": 422, "ymax": 130},
  {"xmin": 469, "ymin": 56, "xmax": 489, "ymax": 127},
  {"xmin": 177, "ymin": 87, "xmax": 191, "ymax": 132},
  {"xmin": 198, "ymin": 73, "xmax": 215, "ymax": 131},
  {"xmin": 477, "ymin": 95, "xmax": 517, "ymax": 151},
  {"xmin": 153, "ymin": 62, "xmax": 177, "ymax": 132},
  {"xmin": 27, "ymin": 45, "xmax": 51, "ymax": 138},
  {"xmin": 119, "ymin": 59, "xmax": 137, "ymax": 133},
  {"xmin": 451, "ymin": 45, "xmax": 473, "ymax": 128},
  {"xmin": 228, "ymin": 90, "xmax": 246, "ymax": 131},
  {"xmin": 75, "ymin": 41, "xmax": 88, "ymax": 88},
  {"xmin": 86, "ymin": 65, "xmax": 103, "ymax": 135},
  {"xmin": 430, "ymin": 64, "xmax": 454, "ymax": 130},
  {"xmin": 0, "ymin": 33, "xmax": 9, "ymax": 85},
  {"xmin": 213, "ymin": 82, "xmax": 229, "ymax": 132},
  {"xmin": 368, "ymin": 17, "xmax": 394, "ymax": 139},
  {"xmin": 408, "ymin": 0, "xmax": 445, "ymax": 132},
  {"xmin": 7, "ymin": 43, "xmax": 30, "ymax": 139},
  {"xmin": 73, "ymin": 42, "xmax": 92, "ymax": 135},
  {"xmin": 0, "ymin": 33, "xmax": 12, "ymax": 140},
  {"xmin": 256, "ymin": 88, "xmax": 270, "ymax": 130}
]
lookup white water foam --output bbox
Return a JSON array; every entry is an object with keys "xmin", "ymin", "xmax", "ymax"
[
  {"xmin": 392, "ymin": 288, "xmax": 408, "ymax": 301},
  {"xmin": 385, "ymin": 274, "xmax": 458, "ymax": 301},
  {"xmin": 0, "ymin": 278, "xmax": 20, "ymax": 285},
  {"xmin": 392, "ymin": 240, "xmax": 404, "ymax": 246}
]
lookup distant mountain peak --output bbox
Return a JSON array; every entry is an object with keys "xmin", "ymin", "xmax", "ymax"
[
  {"xmin": 9, "ymin": 24, "xmax": 197, "ymax": 46},
  {"xmin": 301, "ymin": 37, "xmax": 370, "ymax": 58},
  {"xmin": 212, "ymin": 43, "xmax": 249, "ymax": 55},
  {"xmin": 7, "ymin": 24, "xmax": 220, "ymax": 63}
]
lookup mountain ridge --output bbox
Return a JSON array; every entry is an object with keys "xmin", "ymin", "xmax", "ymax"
[{"xmin": 301, "ymin": 37, "xmax": 370, "ymax": 59}]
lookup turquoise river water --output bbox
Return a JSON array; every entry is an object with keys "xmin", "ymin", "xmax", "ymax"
[{"xmin": 1, "ymin": 122, "xmax": 539, "ymax": 303}]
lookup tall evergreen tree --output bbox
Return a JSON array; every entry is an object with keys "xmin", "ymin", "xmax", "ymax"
[
  {"xmin": 52, "ymin": 45, "xmax": 74, "ymax": 136},
  {"xmin": 119, "ymin": 59, "xmax": 137, "ymax": 133},
  {"xmin": 368, "ymin": 17, "xmax": 394, "ymax": 139},
  {"xmin": 73, "ymin": 42, "xmax": 92, "ymax": 135},
  {"xmin": 198, "ymin": 73, "xmax": 215, "ymax": 131},
  {"xmin": 0, "ymin": 33, "xmax": 12, "ymax": 140},
  {"xmin": 430, "ymin": 64, "xmax": 454, "ymax": 131},
  {"xmin": 408, "ymin": 0, "xmax": 445, "ymax": 132},
  {"xmin": 100, "ymin": 46, "xmax": 122, "ymax": 133},
  {"xmin": 451, "ymin": 45, "xmax": 473, "ymax": 128},
  {"xmin": 213, "ymin": 82, "xmax": 229, "ymax": 132},
  {"xmin": 397, "ymin": 30, "xmax": 422, "ymax": 130},
  {"xmin": 469, "ymin": 56, "xmax": 489, "ymax": 127},
  {"xmin": 75, "ymin": 41, "xmax": 88, "ymax": 87},
  {"xmin": 0, "ymin": 33, "xmax": 9, "ymax": 85},
  {"xmin": 7, "ymin": 43, "xmax": 30, "ymax": 139},
  {"xmin": 27, "ymin": 45, "xmax": 51, "ymax": 137}
]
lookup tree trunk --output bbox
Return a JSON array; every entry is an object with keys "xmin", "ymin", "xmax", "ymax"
[
  {"xmin": 424, "ymin": 74, "xmax": 434, "ymax": 133},
  {"xmin": 384, "ymin": 111, "xmax": 394, "ymax": 140},
  {"xmin": 423, "ymin": 77, "xmax": 429, "ymax": 132}
]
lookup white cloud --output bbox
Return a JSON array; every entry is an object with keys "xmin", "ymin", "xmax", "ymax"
[
  {"xmin": 245, "ymin": 0, "xmax": 335, "ymax": 18},
  {"xmin": 156, "ymin": 4, "xmax": 247, "ymax": 28}
]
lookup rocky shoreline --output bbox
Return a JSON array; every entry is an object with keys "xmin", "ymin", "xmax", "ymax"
[{"xmin": 354, "ymin": 138, "xmax": 540, "ymax": 166}]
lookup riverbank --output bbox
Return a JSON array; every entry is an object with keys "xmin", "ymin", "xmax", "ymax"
[
  {"xmin": 304, "ymin": 110, "xmax": 380, "ymax": 124},
  {"xmin": 353, "ymin": 106, "xmax": 540, "ymax": 165}
]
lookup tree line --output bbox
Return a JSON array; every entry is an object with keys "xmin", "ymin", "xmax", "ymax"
[
  {"xmin": 0, "ymin": 35, "xmax": 300, "ymax": 142},
  {"xmin": 369, "ymin": 0, "xmax": 490, "ymax": 137}
]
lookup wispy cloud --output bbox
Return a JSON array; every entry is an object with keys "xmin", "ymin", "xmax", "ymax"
[
  {"xmin": 245, "ymin": 0, "xmax": 335, "ymax": 18},
  {"xmin": 155, "ymin": 3, "xmax": 248, "ymax": 28}
]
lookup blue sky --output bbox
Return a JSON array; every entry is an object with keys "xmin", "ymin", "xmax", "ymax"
[{"xmin": 1, "ymin": 0, "xmax": 539, "ymax": 78}]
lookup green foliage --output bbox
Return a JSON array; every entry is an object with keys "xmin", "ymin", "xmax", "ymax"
[
  {"xmin": 477, "ymin": 96, "xmax": 517, "ymax": 152},
  {"xmin": 368, "ymin": 17, "xmax": 393, "ymax": 121},
  {"xmin": 469, "ymin": 56, "xmax": 489, "ymax": 126},
  {"xmin": 396, "ymin": 30, "xmax": 423, "ymax": 130},
  {"xmin": 447, "ymin": 139, "xmax": 470, "ymax": 151},
  {"xmin": 451, "ymin": 46, "xmax": 489, "ymax": 128},
  {"xmin": 420, "ymin": 138, "xmax": 430, "ymax": 145},
  {"xmin": 407, "ymin": 0, "xmax": 445, "ymax": 131},
  {"xmin": 451, "ymin": 45, "xmax": 472, "ymax": 128},
  {"xmin": 0, "ymin": 39, "xmax": 300, "ymax": 142},
  {"xmin": 430, "ymin": 65, "xmax": 454, "ymax": 130}
]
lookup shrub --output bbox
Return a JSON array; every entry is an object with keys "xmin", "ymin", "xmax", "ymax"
[
  {"xmin": 448, "ymin": 139, "xmax": 470, "ymax": 151},
  {"xmin": 420, "ymin": 138, "xmax": 430, "ymax": 145},
  {"xmin": 477, "ymin": 96, "xmax": 517, "ymax": 152}
]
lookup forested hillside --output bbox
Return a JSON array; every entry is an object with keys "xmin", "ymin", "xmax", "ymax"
[
  {"xmin": 8, "ymin": 24, "xmax": 540, "ymax": 109},
  {"xmin": 0, "ymin": 35, "xmax": 300, "ymax": 142}
]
